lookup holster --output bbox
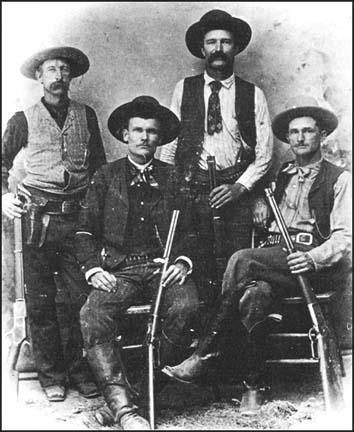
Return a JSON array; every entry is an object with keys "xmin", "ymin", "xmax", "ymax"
[{"xmin": 22, "ymin": 197, "xmax": 50, "ymax": 248}]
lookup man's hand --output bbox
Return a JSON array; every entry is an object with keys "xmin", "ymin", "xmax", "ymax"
[
  {"xmin": 160, "ymin": 262, "xmax": 189, "ymax": 288},
  {"xmin": 252, "ymin": 197, "xmax": 270, "ymax": 229},
  {"xmin": 90, "ymin": 271, "xmax": 117, "ymax": 292},
  {"xmin": 209, "ymin": 183, "xmax": 247, "ymax": 209},
  {"xmin": 2, "ymin": 192, "xmax": 25, "ymax": 219},
  {"xmin": 286, "ymin": 251, "xmax": 315, "ymax": 274}
]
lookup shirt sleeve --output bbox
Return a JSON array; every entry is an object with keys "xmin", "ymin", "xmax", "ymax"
[
  {"xmin": 85, "ymin": 106, "xmax": 107, "ymax": 177},
  {"xmin": 2, "ymin": 112, "xmax": 28, "ymax": 194},
  {"xmin": 308, "ymin": 171, "xmax": 352, "ymax": 270},
  {"xmin": 158, "ymin": 79, "xmax": 184, "ymax": 165},
  {"xmin": 236, "ymin": 86, "xmax": 273, "ymax": 191}
]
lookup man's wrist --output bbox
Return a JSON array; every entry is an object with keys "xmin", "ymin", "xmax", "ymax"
[{"xmin": 85, "ymin": 267, "xmax": 104, "ymax": 284}]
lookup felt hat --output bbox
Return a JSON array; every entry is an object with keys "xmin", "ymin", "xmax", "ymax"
[
  {"xmin": 272, "ymin": 95, "xmax": 338, "ymax": 143},
  {"xmin": 186, "ymin": 9, "xmax": 252, "ymax": 58},
  {"xmin": 108, "ymin": 96, "xmax": 180, "ymax": 145},
  {"xmin": 20, "ymin": 46, "xmax": 90, "ymax": 80}
]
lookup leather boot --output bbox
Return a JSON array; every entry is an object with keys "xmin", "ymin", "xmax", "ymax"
[
  {"xmin": 162, "ymin": 291, "xmax": 235, "ymax": 384},
  {"xmin": 86, "ymin": 342, "xmax": 150, "ymax": 430},
  {"xmin": 162, "ymin": 351, "xmax": 219, "ymax": 384}
]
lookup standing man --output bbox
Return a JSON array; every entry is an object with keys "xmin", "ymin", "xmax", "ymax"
[
  {"xmin": 163, "ymin": 96, "xmax": 351, "ymax": 414},
  {"xmin": 75, "ymin": 96, "xmax": 199, "ymax": 430},
  {"xmin": 2, "ymin": 47, "xmax": 106, "ymax": 401},
  {"xmin": 159, "ymin": 9, "xmax": 273, "ymax": 302}
]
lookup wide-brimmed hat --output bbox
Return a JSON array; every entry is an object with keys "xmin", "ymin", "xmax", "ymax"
[
  {"xmin": 186, "ymin": 9, "xmax": 252, "ymax": 58},
  {"xmin": 272, "ymin": 95, "xmax": 338, "ymax": 143},
  {"xmin": 107, "ymin": 96, "xmax": 180, "ymax": 145},
  {"xmin": 20, "ymin": 46, "xmax": 90, "ymax": 80}
]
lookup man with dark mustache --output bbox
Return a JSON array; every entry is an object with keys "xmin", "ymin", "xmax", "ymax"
[
  {"xmin": 75, "ymin": 96, "xmax": 199, "ymax": 429},
  {"xmin": 163, "ymin": 96, "xmax": 351, "ymax": 414},
  {"xmin": 2, "ymin": 47, "xmax": 106, "ymax": 402},
  {"xmin": 159, "ymin": 9, "xmax": 273, "ymax": 307}
]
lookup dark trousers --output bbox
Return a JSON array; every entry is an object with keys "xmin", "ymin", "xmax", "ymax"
[
  {"xmin": 23, "ymin": 212, "xmax": 91, "ymax": 388},
  {"xmin": 187, "ymin": 186, "xmax": 252, "ymax": 303},
  {"xmin": 80, "ymin": 262, "xmax": 200, "ymax": 363},
  {"xmin": 217, "ymin": 244, "xmax": 343, "ymax": 384}
]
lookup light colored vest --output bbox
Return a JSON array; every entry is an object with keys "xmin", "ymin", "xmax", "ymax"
[{"xmin": 23, "ymin": 100, "xmax": 91, "ymax": 195}]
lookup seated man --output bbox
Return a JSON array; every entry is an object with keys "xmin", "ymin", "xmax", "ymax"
[
  {"xmin": 75, "ymin": 96, "xmax": 199, "ymax": 430},
  {"xmin": 162, "ymin": 95, "xmax": 351, "ymax": 414}
]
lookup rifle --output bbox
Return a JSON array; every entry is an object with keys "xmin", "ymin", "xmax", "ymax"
[
  {"xmin": 7, "ymin": 209, "xmax": 35, "ymax": 397},
  {"xmin": 207, "ymin": 156, "xmax": 227, "ymax": 289},
  {"xmin": 146, "ymin": 209, "xmax": 180, "ymax": 429},
  {"xmin": 264, "ymin": 187, "xmax": 344, "ymax": 412}
]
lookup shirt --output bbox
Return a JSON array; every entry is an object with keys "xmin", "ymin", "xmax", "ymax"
[
  {"xmin": 2, "ymin": 98, "xmax": 106, "ymax": 195},
  {"xmin": 270, "ymin": 159, "xmax": 352, "ymax": 270},
  {"xmin": 158, "ymin": 72, "xmax": 273, "ymax": 191}
]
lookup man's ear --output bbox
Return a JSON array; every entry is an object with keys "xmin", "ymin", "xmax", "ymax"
[
  {"xmin": 201, "ymin": 47, "xmax": 206, "ymax": 58},
  {"xmin": 122, "ymin": 128, "xmax": 129, "ymax": 143},
  {"xmin": 35, "ymin": 68, "xmax": 43, "ymax": 83},
  {"xmin": 320, "ymin": 130, "xmax": 328, "ymax": 142}
]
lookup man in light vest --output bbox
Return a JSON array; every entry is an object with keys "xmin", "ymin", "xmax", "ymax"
[
  {"xmin": 2, "ymin": 46, "xmax": 106, "ymax": 401},
  {"xmin": 159, "ymin": 9, "xmax": 273, "ymax": 307}
]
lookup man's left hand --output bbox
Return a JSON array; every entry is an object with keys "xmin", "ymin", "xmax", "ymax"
[
  {"xmin": 161, "ymin": 262, "xmax": 189, "ymax": 288},
  {"xmin": 209, "ymin": 183, "xmax": 247, "ymax": 209},
  {"xmin": 286, "ymin": 251, "xmax": 315, "ymax": 274}
]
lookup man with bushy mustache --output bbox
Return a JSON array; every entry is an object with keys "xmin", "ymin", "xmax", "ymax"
[
  {"xmin": 159, "ymin": 10, "xmax": 273, "ymax": 314},
  {"xmin": 2, "ymin": 47, "xmax": 106, "ymax": 402}
]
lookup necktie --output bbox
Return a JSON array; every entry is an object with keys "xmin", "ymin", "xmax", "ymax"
[
  {"xmin": 130, "ymin": 164, "xmax": 159, "ymax": 189},
  {"xmin": 207, "ymin": 81, "xmax": 223, "ymax": 135},
  {"xmin": 297, "ymin": 166, "xmax": 311, "ymax": 183}
]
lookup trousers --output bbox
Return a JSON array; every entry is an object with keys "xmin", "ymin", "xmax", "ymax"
[{"xmin": 23, "ymin": 211, "xmax": 91, "ymax": 388}]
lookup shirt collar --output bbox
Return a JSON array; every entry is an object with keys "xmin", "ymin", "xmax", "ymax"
[
  {"xmin": 282, "ymin": 158, "xmax": 323, "ymax": 175},
  {"xmin": 204, "ymin": 71, "xmax": 235, "ymax": 89},
  {"xmin": 127, "ymin": 155, "xmax": 153, "ymax": 171}
]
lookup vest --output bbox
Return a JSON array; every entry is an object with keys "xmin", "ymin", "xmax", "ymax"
[
  {"xmin": 23, "ymin": 99, "xmax": 91, "ymax": 195},
  {"xmin": 175, "ymin": 73, "xmax": 256, "ymax": 183},
  {"xmin": 274, "ymin": 159, "xmax": 345, "ymax": 241}
]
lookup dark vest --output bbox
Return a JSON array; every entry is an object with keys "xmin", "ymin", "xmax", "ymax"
[
  {"xmin": 175, "ymin": 73, "xmax": 256, "ymax": 183},
  {"xmin": 274, "ymin": 159, "xmax": 345, "ymax": 241}
]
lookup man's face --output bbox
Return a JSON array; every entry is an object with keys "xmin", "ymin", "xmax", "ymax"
[
  {"xmin": 287, "ymin": 117, "xmax": 325, "ymax": 157},
  {"xmin": 123, "ymin": 117, "xmax": 161, "ymax": 163},
  {"xmin": 202, "ymin": 29, "xmax": 238, "ymax": 71},
  {"xmin": 37, "ymin": 58, "xmax": 71, "ymax": 95}
]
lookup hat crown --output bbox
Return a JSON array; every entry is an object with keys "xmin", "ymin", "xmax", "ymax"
[
  {"xmin": 131, "ymin": 96, "xmax": 160, "ymax": 110},
  {"xmin": 199, "ymin": 9, "xmax": 233, "ymax": 25},
  {"xmin": 285, "ymin": 95, "xmax": 320, "ymax": 111}
]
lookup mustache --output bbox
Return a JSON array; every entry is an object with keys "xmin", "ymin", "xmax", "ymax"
[
  {"xmin": 208, "ymin": 51, "xmax": 229, "ymax": 62},
  {"xmin": 50, "ymin": 81, "xmax": 67, "ymax": 90}
]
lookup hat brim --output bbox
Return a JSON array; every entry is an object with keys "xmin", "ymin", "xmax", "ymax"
[
  {"xmin": 186, "ymin": 17, "xmax": 252, "ymax": 58},
  {"xmin": 20, "ymin": 47, "xmax": 90, "ymax": 80},
  {"xmin": 272, "ymin": 106, "xmax": 338, "ymax": 143},
  {"xmin": 108, "ymin": 103, "xmax": 180, "ymax": 146}
]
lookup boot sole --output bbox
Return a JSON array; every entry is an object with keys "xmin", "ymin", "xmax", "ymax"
[{"xmin": 161, "ymin": 367, "xmax": 194, "ymax": 385}]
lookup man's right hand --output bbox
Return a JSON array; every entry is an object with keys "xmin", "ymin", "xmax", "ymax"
[
  {"xmin": 2, "ymin": 192, "xmax": 25, "ymax": 219},
  {"xmin": 90, "ymin": 271, "xmax": 117, "ymax": 293}
]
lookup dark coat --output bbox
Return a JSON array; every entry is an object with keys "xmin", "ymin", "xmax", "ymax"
[{"xmin": 75, "ymin": 157, "xmax": 195, "ymax": 274}]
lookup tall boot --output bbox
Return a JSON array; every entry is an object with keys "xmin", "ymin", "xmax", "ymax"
[
  {"xmin": 162, "ymin": 291, "xmax": 236, "ymax": 384},
  {"xmin": 86, "ymin": 341, "xmax": 150, "ymax": 430}
]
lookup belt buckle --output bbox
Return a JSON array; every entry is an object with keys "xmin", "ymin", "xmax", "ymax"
[
  {"xmin": 295, "ymin": 232, "xmax": 313, "ymax": 246},
  {"xmin": 61, "ymin": 200, "xmax": 72, "ymax": 213}
]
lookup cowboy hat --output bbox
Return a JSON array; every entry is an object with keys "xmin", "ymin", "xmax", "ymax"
[
  {"xmin": 185, "ymin": 9, "xmax": 252, "ymax": 58},
  {"xmin": 20, "ymin": 46, "xmax": 90, "ymax": 80},
  {"xmin": 107, "ymin": 96, "xmax": 180, "ymax": 145},
  {"xmin": 272, "ymin": 95, "xmax": 338, "ymax": 143}
]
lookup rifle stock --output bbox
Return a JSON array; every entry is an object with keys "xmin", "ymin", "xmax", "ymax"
[
  {"xmin": 146, "ymin": 209, "xmax": 180, "ymax": 429},
  {"xmin": 207, "ymin": 156, "xmax": 227, "ymax": 288},
  {"xmin": 264, "ymin": 187, "xmax": 344, "ymax": 411}
]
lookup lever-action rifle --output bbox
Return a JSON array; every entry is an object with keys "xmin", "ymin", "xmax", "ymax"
[
  {"xmin": 146, "ymin": 209, "xmax": 180, "ymax": 429},
  {"xmin": 7, "ymin": 209, "xmax": 35, "ymax": 397},
  {"xmin": 264, "ymin": 187, "xmax": 344, "ymax": 412},
  {"xmin": 207, "ymin": 156, "xmax": 227, "ymax": 290}
]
